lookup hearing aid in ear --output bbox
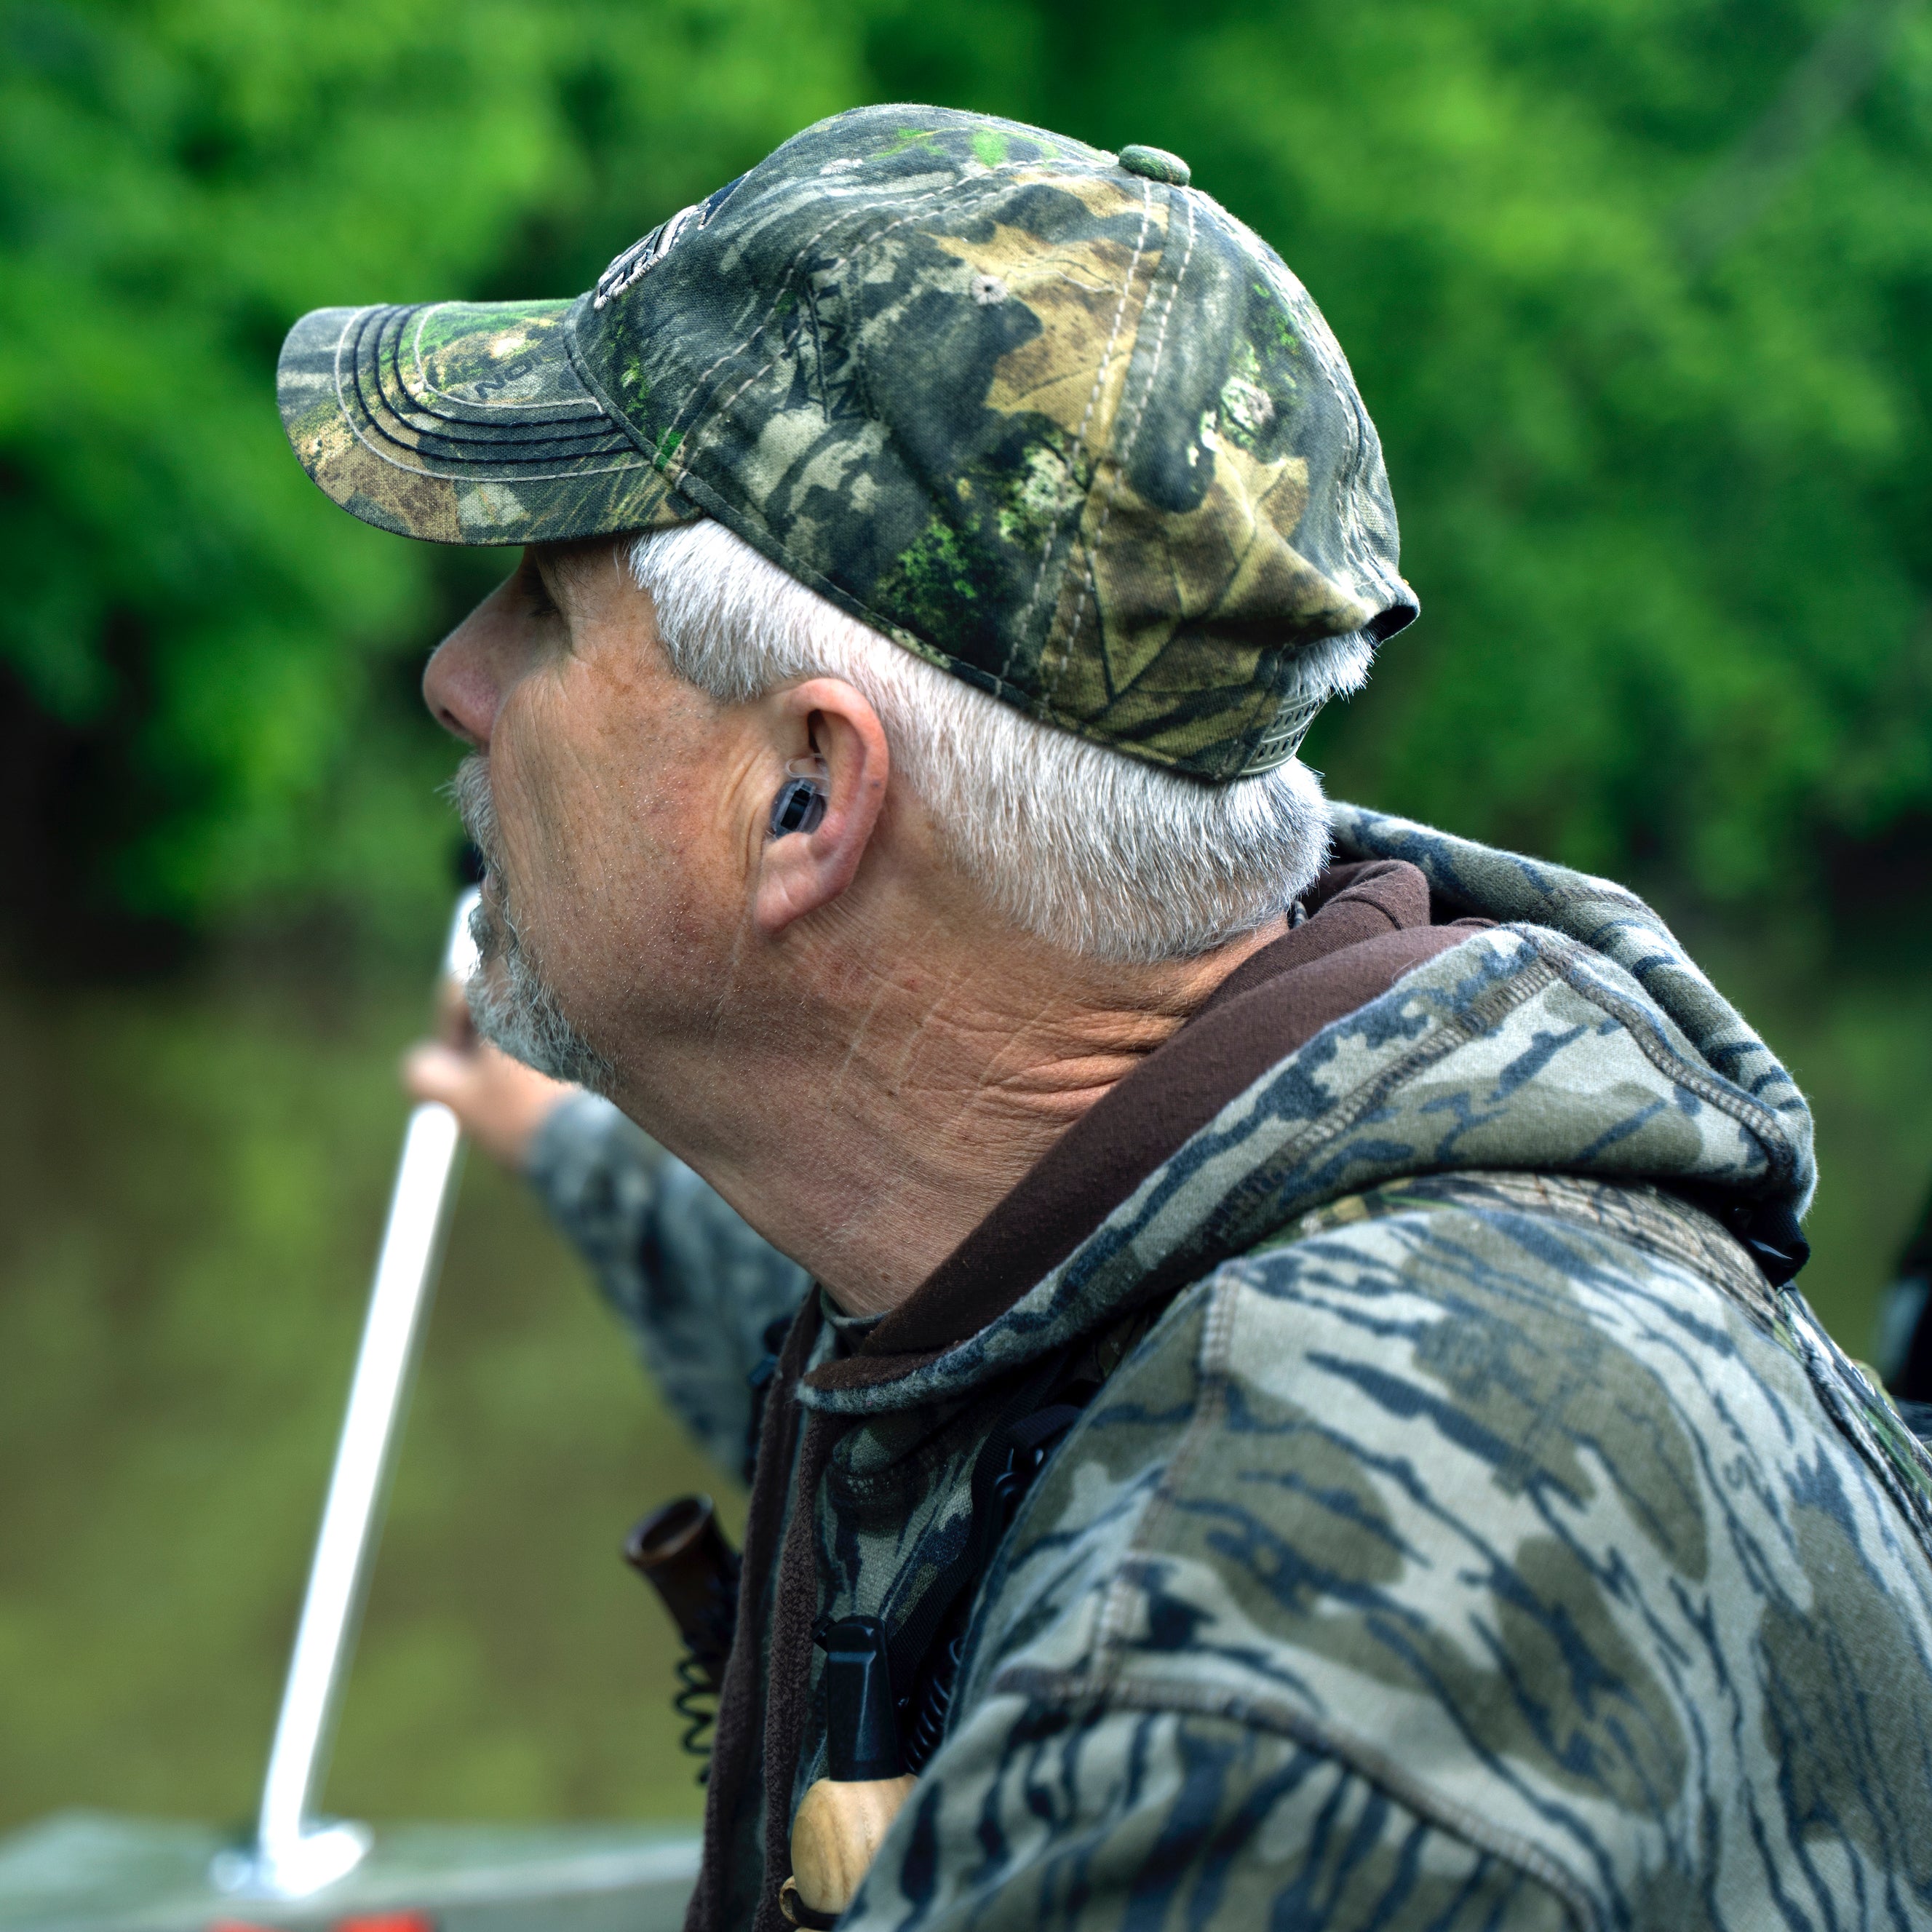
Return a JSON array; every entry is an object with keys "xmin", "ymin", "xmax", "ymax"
[{"xmin": 769, "ymin": 755, "xmax": 828, "ymax": 838}]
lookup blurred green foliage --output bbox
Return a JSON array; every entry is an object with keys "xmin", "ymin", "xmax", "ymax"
[{"xmin": 2, "ymin": 0, "xmax": 1929, "ymax": 940}]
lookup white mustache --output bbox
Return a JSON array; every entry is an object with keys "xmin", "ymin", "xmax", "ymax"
[
  {"xmin": 447, "ymin": 754, "xmax": 501, "ymax": 878},
  {"xmin": 440, "ymin": 754, "xmax": 613, "ymax": 1092}
]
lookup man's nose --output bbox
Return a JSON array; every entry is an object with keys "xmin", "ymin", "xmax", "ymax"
[{"xmin": 422, "ymin": 570, "xmax": 524, "ymax": 747}]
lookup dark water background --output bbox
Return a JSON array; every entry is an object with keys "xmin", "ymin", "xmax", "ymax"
[
  {"xmin": 2, "ymin": 915, "xmax": 1928, "ymax": 1833},
  {"xmin": 0, "ymin": 954, "xmax": 724, "ymax": 1834}
]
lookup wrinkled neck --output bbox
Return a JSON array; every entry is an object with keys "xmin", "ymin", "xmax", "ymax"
[{"xmin": 614, "ymin": 913, "xmax": 1283, "ymax": 1315}]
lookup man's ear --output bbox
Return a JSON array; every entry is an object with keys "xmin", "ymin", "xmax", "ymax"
[{"xmin": 751, "ymin": 677, "xmax": 891, "ymax": 938}]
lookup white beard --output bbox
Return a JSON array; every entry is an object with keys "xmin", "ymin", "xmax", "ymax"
[{"xmin": 448, "ymin": 755, "xmax": 615, "ymax": 1093}]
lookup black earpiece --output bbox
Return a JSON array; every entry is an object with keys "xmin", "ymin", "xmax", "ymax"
[{"xmin": 769, "ymin": 756, "xmax": 828, "ymax": 838}]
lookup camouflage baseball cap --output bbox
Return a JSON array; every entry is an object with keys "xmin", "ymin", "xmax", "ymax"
[{"xmin": 277, "ymin": 104, "xmax": 1416, "ymax": 781}]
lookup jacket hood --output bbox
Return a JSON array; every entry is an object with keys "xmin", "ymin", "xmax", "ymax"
[
  {"xmin": 801, "ymin": 803, "xmax": 1814, "ymax": 1417},
  {"xmin": 1329, "ymin": 802, "xmax": 1812, "ymax": 1182}
]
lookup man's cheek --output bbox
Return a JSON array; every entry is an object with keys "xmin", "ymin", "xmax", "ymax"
[{"xmin": 492, "ymin": 698, "xmax": 591, "ymax": 895}]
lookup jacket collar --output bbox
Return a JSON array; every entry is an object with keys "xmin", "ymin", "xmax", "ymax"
[
  {"xmin": 806, "ymin": 856, "xmax": 1476, "ymax": 1394},
  {"xmin": 802, "ymin": 805, "xmax": 1813, "ymax": 1417}
]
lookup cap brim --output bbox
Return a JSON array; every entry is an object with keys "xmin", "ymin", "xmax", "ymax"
[{"xmin": 277, "ymin": 298, "xmax": 696, "ymax": 545}]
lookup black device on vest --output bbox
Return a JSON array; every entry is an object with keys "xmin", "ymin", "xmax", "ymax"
[{"xmin": 770, "ymin": 755, "xmax": 827, "ymax": 838}]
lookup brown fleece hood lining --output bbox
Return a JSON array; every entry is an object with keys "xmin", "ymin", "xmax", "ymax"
[{"xmin": 806, "ymin": 860, "xmax": 1488, "ymax": 1394}]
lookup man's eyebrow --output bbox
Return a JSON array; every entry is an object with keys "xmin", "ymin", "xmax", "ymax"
[
  {"xmin": 527, "ymin": 548, "xmax": 598, "ymax": 627},
  {"xmin": 536, "ymin": 541, "xmax": 607, "ymax": 605}
]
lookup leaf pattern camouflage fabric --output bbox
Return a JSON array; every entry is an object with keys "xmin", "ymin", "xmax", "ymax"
[
  {"xmin": 527, "ymin": 808, "xmax": 1932, "ymax": 1931},
  {"xmin": 276, "ymin": 105, "xmax": 1417, "ymax": 779}
]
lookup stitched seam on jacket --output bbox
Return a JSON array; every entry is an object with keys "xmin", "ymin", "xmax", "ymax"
[
  {"xmin": 1329, "ymin": 811, "xmax": 1807, "ymax": 1121},
  {"xmin": 1524, "ymin": 931, "xmax": 1794, "ymax": 1185},
  {"xmin": 987, "ymin": 1666, "xmax": 1599, "ymax": 1932},
  {"xmin": 1174, "ymin": 947, "xmax": 1559, "ymax": 1235},
  {"xmin": 1087, "ymin": 1274, "xmax": 1239, "ymax": 1667},
  {"xmin": 1291, "ymin": 1173, "xmax": 1776, "ymax": 1327},
  {"xmin": 797, "ymin": 941, "xmax": 1562, "ymax": 1415}
]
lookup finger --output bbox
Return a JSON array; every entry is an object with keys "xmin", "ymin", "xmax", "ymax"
[{"xmin": 402, "ymin": 1041, "xmax": 473, "ymax": 1107}]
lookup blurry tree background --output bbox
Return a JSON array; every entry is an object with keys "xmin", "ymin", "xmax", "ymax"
[
  {"xmin": 4, "ymin": 0, "xmax": 1931, "ymax": 1839},
  {"xmin": 4, "ymin": 0, "xmax": 1931, "ymax": 941}
]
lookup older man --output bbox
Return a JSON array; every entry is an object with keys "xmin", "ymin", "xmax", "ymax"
[{"xmin": 279, "ymin": 105, "xmax": 1932, "ymax": 1932}]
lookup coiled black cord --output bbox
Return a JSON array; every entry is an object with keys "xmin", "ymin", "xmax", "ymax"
[
  {"xmin": 625, "ymin": 1493, "xmax": 742, "ymax": 1786},
  {"xmin": 674, "ymin": 1578, "xmax": 739, "ymax": 1781},
  {"xmin": 899, "ymin": 1628, "xmax": 966, "ymax": 1773},
  {"xmin": 675, "ymin": 1650, "xmax": 721, "ymax": 1771}
]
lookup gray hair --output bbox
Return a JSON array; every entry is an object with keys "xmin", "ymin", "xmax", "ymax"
[{"xmin": 629, "ymin": 520, "xmax": 1358, "ymax": 963}]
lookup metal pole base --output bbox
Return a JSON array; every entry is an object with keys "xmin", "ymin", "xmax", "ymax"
[
  {"xmin": 209, "ymin": 1819, "xmax": 372, "ymax": 1900},
  {"xmin": 215, "ymin": 892, "xmax": 480, "ymax": 1903}
]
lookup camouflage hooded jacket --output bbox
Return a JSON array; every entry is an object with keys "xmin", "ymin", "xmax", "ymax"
[{"xmin": 533, "ymin": 805, "xmax": 1932, "ymax": 1932}]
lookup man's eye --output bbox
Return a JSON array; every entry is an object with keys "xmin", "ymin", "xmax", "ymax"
[{"xmin": 525, "ymin": 571, "xmax": 562, "ymax": 619}]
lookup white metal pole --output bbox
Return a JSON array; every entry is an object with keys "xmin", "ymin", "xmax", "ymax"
[{"xmin": 216, "ymin": 889, "xmax": 480, "ymax": 1899}]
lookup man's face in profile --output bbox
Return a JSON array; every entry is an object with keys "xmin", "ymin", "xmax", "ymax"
[{"xmin": 426, "ymin": 543, "xmax": 757, "ymax": 1093}]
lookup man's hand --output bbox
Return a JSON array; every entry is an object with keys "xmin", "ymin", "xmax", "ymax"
[{"xmin": 403, "ymin": 977, "xmax": 576, "ymax": 1170}]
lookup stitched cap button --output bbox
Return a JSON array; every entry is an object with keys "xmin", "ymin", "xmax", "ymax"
[{"xmin": 1116, "ymin": 144, "xmax": 1190, "ymax": 186}]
